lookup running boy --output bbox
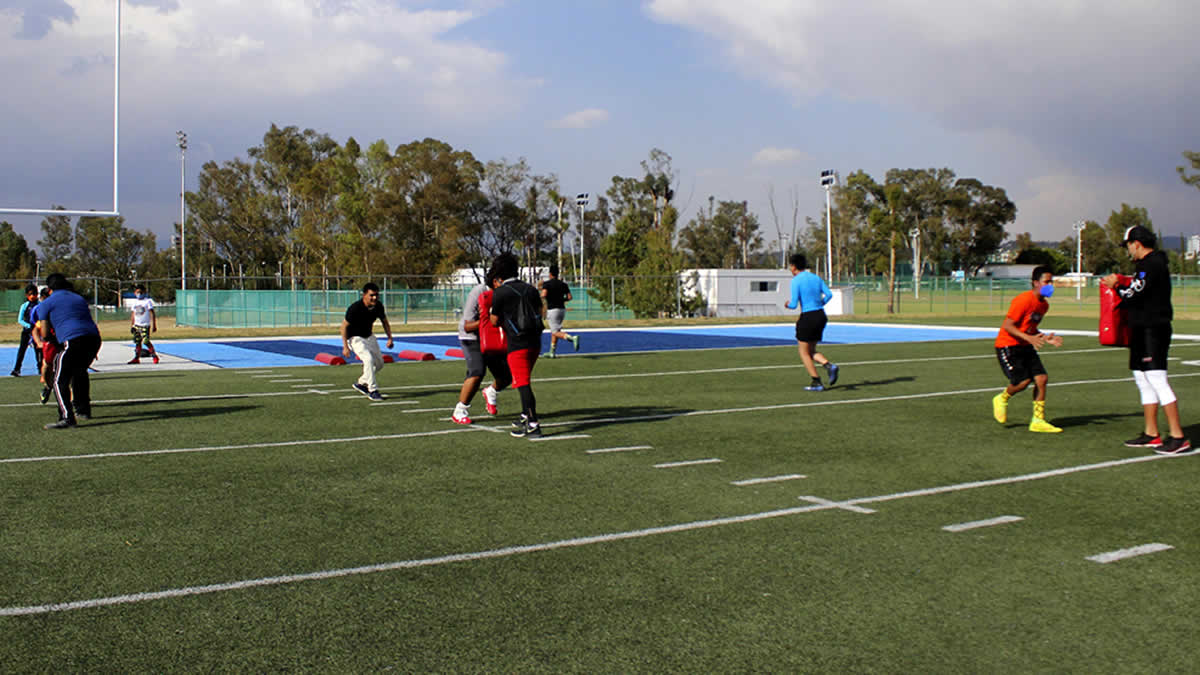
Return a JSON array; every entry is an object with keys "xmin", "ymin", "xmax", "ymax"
[
  {"xmin": 128, "ymin": 284, "xmax": 158, "ymax": 364},
  {"xmin": 992, "ymin": 265, "xmax": 1064, "ymax": 433}
]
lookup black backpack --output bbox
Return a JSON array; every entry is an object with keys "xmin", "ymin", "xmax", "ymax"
[{"xmin": 503, "ymin": 283, "xmax": 544, "ymax": 337}]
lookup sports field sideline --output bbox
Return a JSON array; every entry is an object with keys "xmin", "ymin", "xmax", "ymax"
[
  {"xmin": 2, "ymin": 320, "xmax": 1197, "ymax": 671},
  {"xmin": 5, "ymin": 321, "xmax": 1034, "ymax": 374}
]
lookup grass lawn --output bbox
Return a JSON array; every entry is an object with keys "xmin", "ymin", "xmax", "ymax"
[{"xmin": 1, "ymin": 328, "xmax": 1198, "ymax": 671}]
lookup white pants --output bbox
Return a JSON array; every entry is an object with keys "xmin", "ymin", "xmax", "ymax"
[{"xmin": 349, "ymin": 335, "xmax": 384, "ymax": 392}]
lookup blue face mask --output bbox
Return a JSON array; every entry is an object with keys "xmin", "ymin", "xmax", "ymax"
[{"xmin": 1039, "ymin": 284, "xmax": 1054, "ymax": 298}]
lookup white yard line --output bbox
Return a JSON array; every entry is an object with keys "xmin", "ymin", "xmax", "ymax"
[
  {"xmin": 942, "ymin": 515, "xmax": 1024, "ymax": 532},
  {"xmin": 654, "ymin": 458, "xmax": 722, "ymax": 468},
  {"xmin": 369, "ymin": 401, "xmax": 420, "ymax": 406},
  {"xmin": 1086, "ymin": 543, "xmax": 1174, "ymax": 564},
  {"xmin": 586, "ymin": 445, "xmax": 653, "ymax": 454},
  {"xmin": 731, "ymin": 474, "xmax": 806, "ymax": 486},
  {"xmin": 528, "ymin": 434, "xmax": 591, "ymax": 442},
  {"xmin": 797, "ymin": 496, "xmax": 877, "ymax": 514},
  {"xmin": 2, "ymin": 451, "xmax": 1185, "ymax": 617}
]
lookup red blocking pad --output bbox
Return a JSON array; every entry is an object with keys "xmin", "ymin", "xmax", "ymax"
[
  {"xmin": 315, "ymin": 352, "xmax": 346, "ymax": 366},
  {"xmin": 445, "ymin": 348, "xmax": 464, "ymax": 358},
  {"xmin": 382, "ymin": 354, "xmax": 395, "ymax": 363},
  {"xmin": 396, "ymin": 350, "xmax": 436, "ymax": 361}
]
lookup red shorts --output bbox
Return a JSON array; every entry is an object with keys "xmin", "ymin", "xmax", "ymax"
[
  {"xmin": 42, "ymin": 342, "xmax": 59, "ymax": 365},
  {"xmin": 505, "ymin": 347, "xmax": 539, "ymax": 388}
]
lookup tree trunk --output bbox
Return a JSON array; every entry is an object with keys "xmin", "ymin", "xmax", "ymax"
[{"xmin": 887, "ymin": 232, "xmax": 897, "ymax": 314}]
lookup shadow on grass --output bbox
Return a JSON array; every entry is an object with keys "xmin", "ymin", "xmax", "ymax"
[
  {"xmin": 546, "ymin": 405, "xmax": 696, "ymax": 433},
  {"xmin": 1047, "ymin": 411, "xmax": 1142, "ymax": 429},
  {"xmin": 825, "ymin": 375, "xmax": 915, "ymax": 391},
  {"xmin": 77, "ymin": 405, "xmax": 260, "ymax": 427},
  {"xmin": 90, "ymin": 373, "xmax": 190, "ymax": 381}
]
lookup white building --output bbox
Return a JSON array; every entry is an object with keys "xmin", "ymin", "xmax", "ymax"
[{"xmin": 681, "ymin": 268, "xmax": 852, "ymax": 317}]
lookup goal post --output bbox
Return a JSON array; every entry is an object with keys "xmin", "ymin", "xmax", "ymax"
[{"xmin": 0, "ymin": 0, "xmax": 120, "ymax": 218}]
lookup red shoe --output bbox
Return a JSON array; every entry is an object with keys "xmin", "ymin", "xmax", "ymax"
[
  {"xmin": 483, "ymin": 386, "xmax": 498, "ymax": 415},
  {"xmin": 452, "ymin": 411, "xmax": 472, "ymax": 425},
  {"xmin": 152, "ymin": 354, "xmax": 160, "ymax": 364},
  {"xmin": 127, "ymin": 358, "xmax": 140, "ymax": 365}
]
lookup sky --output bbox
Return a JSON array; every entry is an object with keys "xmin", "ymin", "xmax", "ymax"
[{"xmin": 0, "ymin": 0, "xmax": 1198, "ymax": 257}]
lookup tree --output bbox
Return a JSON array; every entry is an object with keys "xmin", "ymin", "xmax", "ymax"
[
  {"xmin": 766, "ymin": 184, "xmax": 801, "ymax": 267},
  {"xmin": 1178, "ymin": 151, "xmax": 1200, "ymax": 192},
  {"xmin": 627, "ymin": 204, "xmax": 685, "ymax": 317},
  {"xmin": 187, "ymin": 157, "xmax": 281, "ymax": 275},
  {"xmin": 946, "ymin": 178, "xmax": 1016, "ymax": 270},
  {"xmin": 37, "ymin": 208, "xmax": 74, "ymax": 267},
  {"xmin": 74, "ymin": 215, "xmax": 148, "ymax": 303},
  {"xmin": 0, "ymin": 222, "xmax": 36, "ymax": 280},
  {"xmin": 1101, "ymin": 203, "xmax": 1153, "ymax": 274}
]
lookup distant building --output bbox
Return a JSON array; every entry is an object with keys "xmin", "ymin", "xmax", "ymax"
[{"xmin": 1187, "ymin": 235, "xmax": 1200, "ymax": 260}]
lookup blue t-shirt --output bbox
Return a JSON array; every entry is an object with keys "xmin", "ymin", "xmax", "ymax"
[
  {"xmin": 37, "ymin": 290, "xmax": 100, "ymax": 342},
  {"xmin": 786, "ymin": 270, "xmax": 832, "ymax": 313}
]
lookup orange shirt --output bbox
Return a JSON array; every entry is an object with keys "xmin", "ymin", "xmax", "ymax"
[{"xmin": 995, "ymin": 290, "xmax": 1049, "ymax": 348}]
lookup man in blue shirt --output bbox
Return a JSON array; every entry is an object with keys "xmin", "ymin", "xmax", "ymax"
[
  {"xmin": 785, "ymin": 253, "xmax": 839, "ymax": 391},
  {"xmin": 10, "ymin": 284, "xmax": 41, "ymax": 377},
  {"xmin": 37, "ymin": 273, "xmax": 103, "ymax": 429}
]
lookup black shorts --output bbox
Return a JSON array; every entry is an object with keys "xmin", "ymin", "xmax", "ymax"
[
  {"xmin": 460, "ymin": 338, "xmax": 512, "ymax": 387},
  {"xmin": 1129, "ymin": 323, "xmax": 1171, "ymax": 371},
  {"xmin": 795, "ymin": 310, "xmax": 828, "ymax": 344},
  {"xmin": 996, "ymin": 345, "xmax": 1046, "ymax": 385}
]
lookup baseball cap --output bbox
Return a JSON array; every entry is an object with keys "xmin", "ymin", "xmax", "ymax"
[{"xmin": 1122, "ymin": 225, "xmax": 1156, "ymax": 247}]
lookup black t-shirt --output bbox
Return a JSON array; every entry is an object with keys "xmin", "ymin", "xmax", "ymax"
[
  {"xmin": 1118, "ymin": 249, "xmax": 1173, "ymax": 326},
  {"xmin": 491, "ymin": 279, "xmax": 543, "ymax": 351},
  {"xmin": 344, "ymin": 299, "xmax": 387, "ymax": 338},
  {"xmin": 541, "ymin": 278, "xmax": 571, "ymax": 310}
]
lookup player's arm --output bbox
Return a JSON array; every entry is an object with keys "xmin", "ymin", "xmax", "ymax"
[
  {"xmin": 150, "ymin": 307, "xmax": 157, "ymax": 332},
  {"xmin": 380, "ymin": 315, "xmax": 394, "ymax": 349},
  {"xmin": 785, "ymin": 278, "xmax": 801, "ymax": 310},
  {"xmin": 340, "ymin": 319, "xmax": 352, "ymax": 358},
  {"xmin": 1001, "ymin": 316, "xmax": 1047, "ymax": 349},
  {"xmin": 32, "ymin": 320, "xmax": 45, "ymax": 348}
]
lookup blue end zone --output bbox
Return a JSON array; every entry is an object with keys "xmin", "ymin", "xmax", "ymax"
[{"xmin": 0, "ymin": 322, "xmax": 999, "ymax": 371}]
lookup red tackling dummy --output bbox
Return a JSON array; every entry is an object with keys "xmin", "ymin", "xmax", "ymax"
[
  {"xmin": 477, "ymin": 289, "xmax": 508, "ymax": 354},
  {"xmin": 1099, "ymin": 274, "xmax": 1131, "ymax": 346}
]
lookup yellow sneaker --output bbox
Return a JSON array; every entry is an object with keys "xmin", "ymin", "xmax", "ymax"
[
  {"xmin": 1029, "ymin": 418, "xmax": 1062, "ymax": 433},
  {"xmin": 992, "ymin": 393, "xmax": 1008, "ymax": 423}
]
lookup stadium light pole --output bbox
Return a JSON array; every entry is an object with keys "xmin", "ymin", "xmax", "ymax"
[
  {"xmin": 820, "ymin": 170, "xmax": 837, "ymax": 280},
  {"xmin": 1073, "ymin": 220, "xmax": 1087, "ymax": 300},
  {"xmin": 576, "ymin": 193, "xmax": 589, "ymax": 285},
  {"xmin": 177, "ymin": 130, "xmax": 188, "ymax": 291}
]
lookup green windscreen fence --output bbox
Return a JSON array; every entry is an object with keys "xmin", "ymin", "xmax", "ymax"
[{"xmin": 177, "ymin": 286, "xmax": 635, "ymax": 328}]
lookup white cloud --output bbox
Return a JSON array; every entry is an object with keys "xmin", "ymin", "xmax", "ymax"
[
  {"xmin": 645, "ymin": 1, "xmax": 1200, "ymax": 169},
  {"xmin": 549, "ymin": 108, "xmax": 610, "ymax": 129},
  {"xmin": 752, "ymin": 147, "xmax": 809, "ymax": 165}
]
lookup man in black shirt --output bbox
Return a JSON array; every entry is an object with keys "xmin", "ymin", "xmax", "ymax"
[
  {"xmin": 540, "ymin": 265, "xmax": 579, "ymax": 358},
  {"xmin": 489, "ymin": 253, "xmax": 545, "ymax": 438},
  {"xmin": 1101, "ymin": 225, "xmax": 1191, "ymax": 454},
  {"xmin": 341, "ymin": 282, "xmax": 394, "ymax": 401}
]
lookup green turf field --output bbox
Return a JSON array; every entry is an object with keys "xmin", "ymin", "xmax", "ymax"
[{"xmin": 2, "ymin": 331, "xmax": 1198, "ymax": 671}]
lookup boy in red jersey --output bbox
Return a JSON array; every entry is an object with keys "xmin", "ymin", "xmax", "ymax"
[{"xmin": 992, "ymin": 266, "xmax": 1064, "ymax": 432}]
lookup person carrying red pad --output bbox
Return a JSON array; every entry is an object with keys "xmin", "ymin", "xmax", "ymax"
[
  {"xmin": 1101, "ymin": 225, "xmax": 1192, "ymax": 455},
  {"xmin": 451, "ymin": 268, "xmax": 512, "ymax": 425},
  {"xmin": 488, "ymin": 253, "xmax": 546, "ymax": 439}
]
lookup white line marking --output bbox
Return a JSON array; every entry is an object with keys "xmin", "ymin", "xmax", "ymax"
[
  {"xmin": 586, "ymin": 445, "xmax": 653, "ymax": 454},
  {"xmin": 269, "ymin": 379, "xmax": 310, "ymax": 383},
  {"xmin": 1086, "ymin": 543, "xmax": 1174, "ymax": 563},
  {"xmin": 0, "ymin": 452, "xmax": 1179, "ymax": 616},
  {"xmin": 798, "ymin": 496, "xmax": 876, "ymax": 514},
  {"xmin": 368, "ymin": 400, "xmax": 419, "ymax": 406},
  {"xmin": 528, "ymin": 434, "xmax": 591, "ymax": 442},
  {"xmin": 402, "ymin": 408, "xmax": 450, "ymax": 413},
  {"xmin": 942, "ymin": 515, "xmax": 1024, "ymax": 532},
  {"xmin": 731, "ymin": 474, "xmax": 806, "ymax": 486},
  {"xmin": 654, "ymin": 458, "xmax": 722, "ymax": 468},
  {"xmin": 339, "ymin": 395, "xmax": 363, "ymax": 400},
  {"xmin": 250, "ymin": 375, "xmax": 279, "ymax": 378},
  {"xmin": 307, "ymin": 390, "xmax": 331, "ymax": 396},
  {"xmin": 242, "ymin": 371, "xmax": 274, "ymax": 375},
  {"xmin": 0, "ymin": 428, "xmax": 476, "ymax": 464},
  {"xmin": 291, "ymin": 383, "xmax": 334, "ymax": 388}
]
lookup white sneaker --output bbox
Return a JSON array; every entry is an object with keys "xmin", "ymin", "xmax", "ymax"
[
  {"xmin": 452, "ymin": 404, "xmax": 472, "ymax": 425},
  {"xmin": 483, "ymin": 385, "xmax": 498, "ymax": 415}
]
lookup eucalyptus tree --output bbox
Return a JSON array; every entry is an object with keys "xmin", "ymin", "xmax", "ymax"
[{"xmin": 37, "ymin": 207, "xmax": 74, "ymax": 268}]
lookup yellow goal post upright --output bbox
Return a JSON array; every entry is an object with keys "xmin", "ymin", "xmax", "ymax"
[{"xmin": 0, "ymin": 0, "xmax": 121, "ymax": 219}]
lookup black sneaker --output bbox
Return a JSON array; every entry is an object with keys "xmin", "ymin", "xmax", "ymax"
[
  {"xmin": 1154, "ymin": 437, "xmax": 1194, "ymax": 455},
  {"xmin": 44, "ymin": 419, "xmax": 76, "ymax": 430},
  {"xmin": 1124, "ymin": 433, "xmax": 1163, "ymax": 448},
  {"xmin": 826, "ymin": 363, "xmax": 839, "ymax": 387},
  {"xmin": 367, "ymin": 391, "xmax": 383, "ymax": 402},
  {"xmin": 511, "ymin": 421, "xmax": 542, "ymax": 438},
  {"xmin": 352, "ymin": 383, "xmax": 370, "ymax": 397},
  {"xmin": 75, "ymin": 413, "xmax": 91, "ymax": 421},
  {"xmin": 40, "ymin": 387, "xmax": 50, "ymax": 405},
  {"xmin": 10, "ymin": 370, "xmax": 20, "ymax": 377}
]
